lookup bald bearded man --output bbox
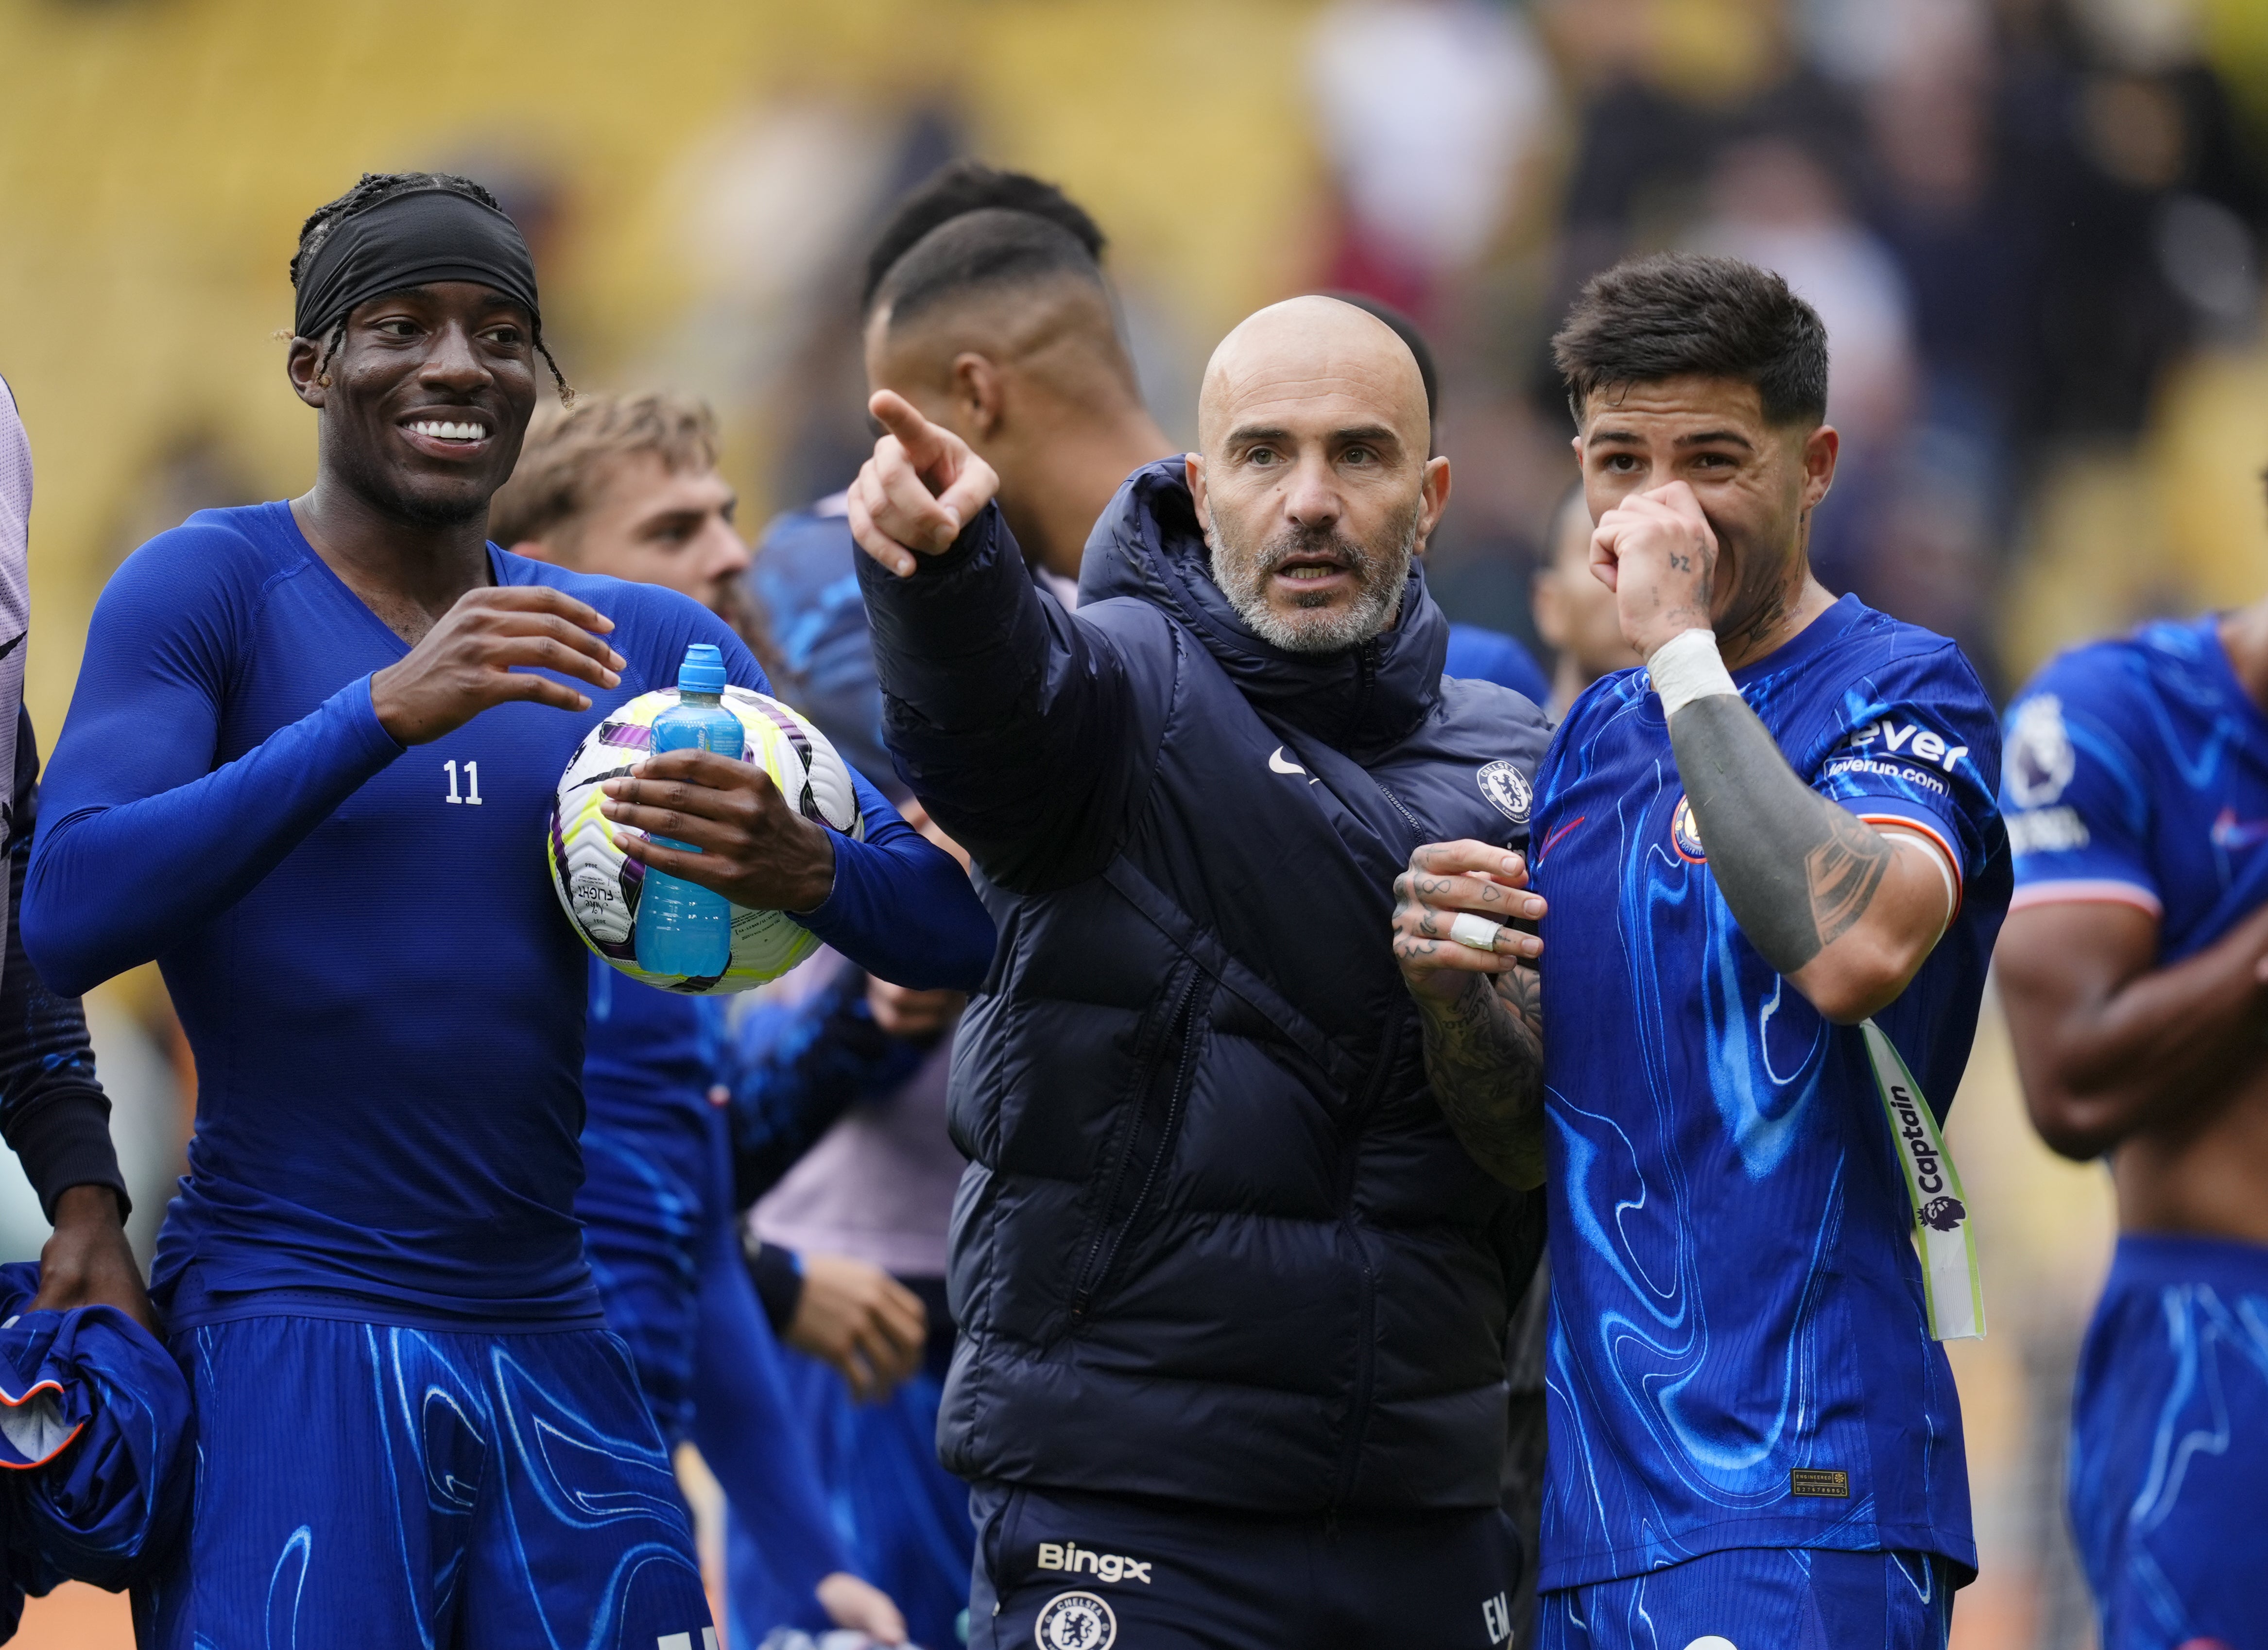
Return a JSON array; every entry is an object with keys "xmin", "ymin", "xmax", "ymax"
[{"xmin": 849, "ymin": 297, "xmax": 1551, "ymax": 1649}]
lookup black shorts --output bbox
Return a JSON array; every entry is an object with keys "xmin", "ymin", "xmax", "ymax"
[{"xmin": 968, "ymin": 1479, "xmax": 1523, "ymax": 1650}]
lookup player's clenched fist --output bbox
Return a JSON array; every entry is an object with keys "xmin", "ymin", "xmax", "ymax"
[
  {"xmin": 1590, "ymin": 480, "xmax": 1718, "ymax": 659},
  {"xmin": 1392, "ymin": 840, "xmax": 1546, "ymax": 1005},
  {"xmin": 847, "ymin": 390, "xmax": 1002, "ymax": 577},
  {"xmin": 369, "ymin": 585, "xmax": 624, "ymax": 745}
]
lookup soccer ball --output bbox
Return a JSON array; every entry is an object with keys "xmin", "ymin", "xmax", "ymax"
[{"xmin": 548, "ymin": 686, "xmax": 866, "ymax": 993}]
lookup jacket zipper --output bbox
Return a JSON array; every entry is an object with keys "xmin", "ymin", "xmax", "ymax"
[
  {"xmin": 1329, "ymin": 1013, "xmax": 1401, "ymax": 1510},
  {"xmin": 1340, "ymin": 640, "xmax": 1379, "ymax": 749},
  {"xmin": 1068, "ymin": 968, "xmax": 1203, "ymax": 1325},
  {"xmin": 1374, "ymin": 779, "xmax": 1428, "ymax": 848}
]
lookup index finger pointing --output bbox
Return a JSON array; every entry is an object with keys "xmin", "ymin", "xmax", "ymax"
[{"xmin": 869, "ymin": 390, "xmax": 945, "ymax": 471}]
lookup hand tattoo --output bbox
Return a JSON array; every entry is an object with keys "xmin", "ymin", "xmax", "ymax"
[{"xmin": 1415, "ymin": 965, "xmax": 1546, "ymax": 1189}]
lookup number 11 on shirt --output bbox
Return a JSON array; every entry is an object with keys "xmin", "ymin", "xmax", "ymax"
[{"xmin": 443, "ymin": 759, "xmax": 483, "ymax": 805}]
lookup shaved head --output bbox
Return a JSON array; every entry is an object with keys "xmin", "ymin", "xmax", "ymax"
[
  {"xmin": 1187, "ymin": 296, "xmax": 1448, "ymax": 654},
  {"xmin": 860, "ymin": 198, "xmax": 1174, "ymax": 581},
  {"xmin": 1198, "ymin": 296, "xmax": 1428, "ymax": 460}
]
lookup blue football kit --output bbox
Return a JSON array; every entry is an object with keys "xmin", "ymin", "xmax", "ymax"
[
  {"xmin": 1538, "ymin": 1546, "xmax": 1956, "ymax": 1650},
  {"xmin": 578, "ymin": 956, "xmax": 860, "ymax": 1643},
  {"xmin": 25, "ymin": 500, "xmax": 992, "ymax": 1646},
  {"xmin": 1529, "ymin": 594, "xmax": 2008, "ymax": 1641},
  {"xmin": 2003, "ymin": 614, "xmax": 2268, "ymax": 1650}
]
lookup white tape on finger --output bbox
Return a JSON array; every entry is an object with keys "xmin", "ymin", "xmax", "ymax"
[{"xmin": 1450, "ymin": 912, "xmax": 1503, "ymax": 952}]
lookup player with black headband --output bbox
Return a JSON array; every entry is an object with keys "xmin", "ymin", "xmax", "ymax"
[{"xmin": 23, "ymin": 172, "xmax": 993, "ymax": 1647}]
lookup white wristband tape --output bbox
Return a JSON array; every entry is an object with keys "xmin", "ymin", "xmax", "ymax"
[{"xmin": 1648, "ymin": 628, "xmax": 1738, "ymax": 719}]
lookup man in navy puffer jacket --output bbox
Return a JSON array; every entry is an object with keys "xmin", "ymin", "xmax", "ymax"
[{"xmin": 850, "ymin": 294, "xmax": 1552, "ymax": 1649}]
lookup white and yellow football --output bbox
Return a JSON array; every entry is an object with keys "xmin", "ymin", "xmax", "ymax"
[{"xmin": 547, "ymin": 686, "xmax": 865, "ymax": 993}]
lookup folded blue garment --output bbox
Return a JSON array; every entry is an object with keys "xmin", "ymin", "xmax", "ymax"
[{"xmin": 0, "ymin": 1260, "xmax": 191, "ymax": 1637}]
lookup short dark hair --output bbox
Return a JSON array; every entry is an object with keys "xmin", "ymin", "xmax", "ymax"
[
  {"xmin": 862, "ymin": 161, "xmax": 1105, "ymax": 312},
  {"xmin": 871, "ymin": 208, "xmax": 1104, "ymax": 333},
  {"xmin": 1551, "ymin": 253, "xmax": 1827, "ymax": 429},
  {"xmin": 289, "ymin": 170, "xmax": 571, "ymax": 401}
]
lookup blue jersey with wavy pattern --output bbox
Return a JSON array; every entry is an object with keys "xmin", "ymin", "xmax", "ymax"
[
  {"xmin": 1529, "ymin": 594, "xmax": 2008, "ymax": 1591},
  {"xmin": 2001, "ymin": 613, "xmax": 2268, "ymax": 954},
  {"xmin": 2002, "ymin": 617, "xmax": 2268, "ymax": 1648}
]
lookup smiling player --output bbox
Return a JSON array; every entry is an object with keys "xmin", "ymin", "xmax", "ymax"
[
  {"xmin": 1395, "ymin": 253, "xmax": 2009, "ymax": 1647},
  {"xmin": 24, "ymin": 172, "xmax": 991, "ymax": 1648}
]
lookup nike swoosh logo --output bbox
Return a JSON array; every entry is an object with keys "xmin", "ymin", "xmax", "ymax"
[
  {"xmin": 1268, "ymin": 747, "xmax": 1307, "ymax": 776},
  {"xmin": 1538, "ymin": 815, "xmax": 1586, "ymax": 861},
  {"xmin": 2212, "ymin": 807, "xmax": 2268, "ymax": 851}
]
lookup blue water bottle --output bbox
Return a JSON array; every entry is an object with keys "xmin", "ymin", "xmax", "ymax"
[{"xmin": 633, "ymin": 644, "xmax": 745, "ymax": 979}]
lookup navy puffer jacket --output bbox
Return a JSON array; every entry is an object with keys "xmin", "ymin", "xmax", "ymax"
[{"xmin": 859, "ymin": 461, "xmax": 1550, "ymax": 1513}]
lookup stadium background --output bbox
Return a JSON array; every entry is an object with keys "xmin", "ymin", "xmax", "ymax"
[{"xmin": 5, "ymin": 0, "xmax": 2268, "ymax": 1642}]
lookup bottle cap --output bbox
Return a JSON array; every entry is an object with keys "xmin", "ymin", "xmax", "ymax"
[{"xmin": 677, "ymin": 642, "xmax": 727, "ymax": 694}]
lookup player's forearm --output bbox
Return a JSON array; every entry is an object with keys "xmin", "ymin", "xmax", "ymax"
[
  {"xmin": 790, "ymin": 778, "xmax": 994, "ymax": 993},
  {"xmin": 2006, "ymin": 904, "xmax": 2268, "ymax": 1158},
  {"xmin": 0, "ymin": 835, "xmax": 126, "ymax": 1220},
  {"xmin": 1668, "ymin": 694, "xmax": 1930, "ymax": 1021},
  {"xmin": 1416, "ymin": 967, "xmax": 1546, "ymax": 1190},
  {"xmin": 26, "ymin": 679, "xmax": 404, "ymax": 995}
]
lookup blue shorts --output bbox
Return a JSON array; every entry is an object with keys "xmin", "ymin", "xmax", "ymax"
[
  {"xmin": 967, "ymin": 1480, "xmax": 1521, "ymax": 1649},
  {"xmin": 2070, "ymin": 1233, "xmax": 2268, "ymax": 1650},
  {"xmin": 138, "ymin": 1312, "xmax": 713, "ymax": 1650},
  {"xmin": 1538, "ymin": 1547, "xmax": 1954, "ymax": 1650}
]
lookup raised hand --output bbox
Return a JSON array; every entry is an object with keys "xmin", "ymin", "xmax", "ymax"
[
  {"xmin": 846, "ymin": 390, "xmax": 1002, "ymax": 577},
  {"xmin": 369, "ymin": 586, "xmax": 624, "ymax": 745},
  {"xmin": 1590, "ymin": 481, "xmax": 1718, "ymax": 659},
  {"xmin": 1393, "ymin": 840, "xmax": 1547, "ymax": 1188},
  {"xmin": 599, "ymin": 750, "xmax": 837, "ymax": 914},
  {"xmin": 1391, "ymin": 841, "xmax": 1546, "ymax": 1005}
]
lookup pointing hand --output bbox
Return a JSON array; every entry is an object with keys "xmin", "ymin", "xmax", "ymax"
[{"xmin": 847, "ymin": 391, "xmax": 1001, "ymax": 578}]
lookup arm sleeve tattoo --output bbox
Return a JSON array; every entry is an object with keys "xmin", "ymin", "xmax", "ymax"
[
  {"xmin": 1667, "ymin": 693, "xmax": 1894, "ymax": 976},
  {"xmin": 1416, "ymin": 964, "xmax": 1546, "ymax": 1190}
]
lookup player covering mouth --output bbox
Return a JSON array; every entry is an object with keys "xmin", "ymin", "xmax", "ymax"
[{"xmin": 1395, "ymin": 252, "xmax": 2006, "ymax": 1648}]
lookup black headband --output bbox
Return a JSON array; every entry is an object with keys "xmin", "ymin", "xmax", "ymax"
[{"xmin": 292, "ymin": 187, "xmax": 541, "ymax": 344}]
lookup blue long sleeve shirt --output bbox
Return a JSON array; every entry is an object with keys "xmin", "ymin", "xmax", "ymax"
[{"xmin": 26, "ymin": 501, "xmax": 992, "ymax": 1330}]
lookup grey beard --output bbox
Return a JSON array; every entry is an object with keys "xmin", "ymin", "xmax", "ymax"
[{"xmin": 1206, "ymin": 511, "xmax": 1417, "ymax": 654}]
